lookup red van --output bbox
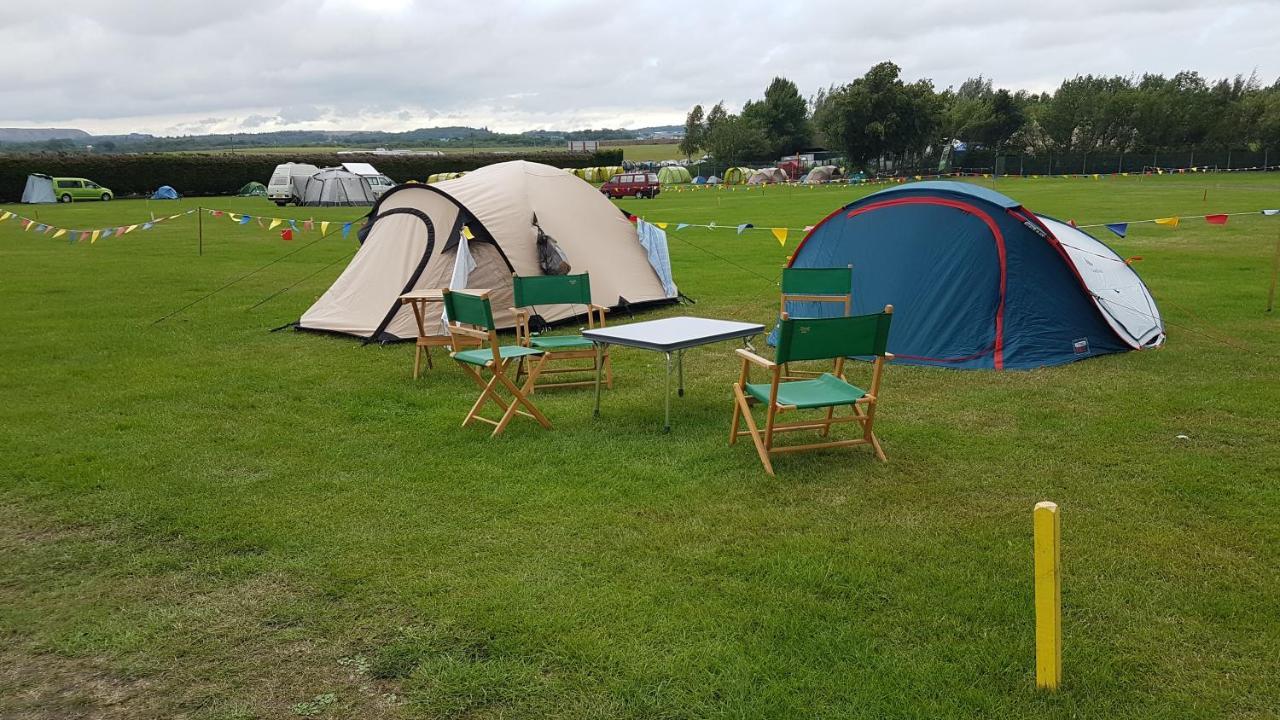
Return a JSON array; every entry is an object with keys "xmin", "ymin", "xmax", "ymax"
[{"xmin": 601, "ymin": 172, "xmax": 661, "ymax": 199}]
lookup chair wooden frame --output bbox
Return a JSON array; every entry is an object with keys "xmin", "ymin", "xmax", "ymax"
[
  {"xmin": 400, "ymin": 289, "xmax": 482, "ymax": 379},
  {"xmin": 730, "ymin": 306, "xmax": 893, "ymax": 475},
  {"xmin": 778, "ymin": 265, "xmax": 853, "ymax": 380},
  {"xmin": 510, "ymin": 273, "xmax": 613, "ymax": 394},
  {"xmin": 442, "ymin": 290, "xmax": 552, "ymax": 437}
]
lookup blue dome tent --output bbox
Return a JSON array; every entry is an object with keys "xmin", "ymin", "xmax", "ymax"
[
  {"xmin": 779, "ymin": 181, "xmax": 1164, "ymax": 370},
  {"xmin": 151, "ymin": 185, "xmax": 180, "ymax": 200}
]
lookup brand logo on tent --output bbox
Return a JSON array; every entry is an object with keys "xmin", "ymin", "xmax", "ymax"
[{"xmin": 1072, "ymin": 338, "xmax": 1090, "ymax": 354}]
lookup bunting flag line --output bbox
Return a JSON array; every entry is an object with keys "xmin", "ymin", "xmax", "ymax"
[{"xmin": 0, "ymin": 207, "xmax": 198, "ymax": 244}]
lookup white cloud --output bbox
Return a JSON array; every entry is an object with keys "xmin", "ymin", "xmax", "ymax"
[{"xmin": 0, "ymin": 0, "xmax": 1275, "ymax": 136}]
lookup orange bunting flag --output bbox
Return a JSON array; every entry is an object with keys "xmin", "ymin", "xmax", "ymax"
[
  {"xmin": 1204, "ymin": 214, "xmax": 1228, "ymax": 225},
  {"xmin": 1154, "ymin": 217, "xmax": 1180, "ymax": 228},
  {"xmin": 771, "ymin": 227, "xmax": 788, "ymax": 246}
]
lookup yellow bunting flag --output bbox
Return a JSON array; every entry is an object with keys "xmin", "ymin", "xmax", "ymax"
[
  {"xmin": 53, "ymin": 229, "xmax": 67, "ymax": 239},
  {"xmin": 125, "ymin": 224, "xmax": 138, "ymax": 234},
  {"xmin": 320, "ymin": 221, "xmax": 330, "ymax": 235},
  {"xmin": 1154, "ymin": 216, "xmax": 1180, "ymax": 228},
  {"xmin": 656, "ymin": 222, "xmax": 668, "ymax": 230},
  {"xmin": 0, "ymin": 211, "xmax": 10, "ymax": 221},
  {"xmin": 268, "ymin": 218, "xmax": 283, "ymax": 230},
  {"xmin": 90, "ymin": 230, "xmax": 101, "ymax": 243},
  {"xmin": 771, "ymin": 227, "xmax": 788, "ymax": 246}
]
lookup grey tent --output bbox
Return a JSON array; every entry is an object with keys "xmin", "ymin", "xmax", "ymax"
[
  {"xmin": 299, "ymin": 167, "xmax": 377, "ymax": 206},
  {"xmin": 21, "ymin": 174, "xmax": 56, "ymax": 203},
  {"xmin": 299, "ymin": 160, "xmax": 678, "ymax": 341},
  {"xmin": 804, "ymin": 166, "xmax": 838, "ymax": 184}
]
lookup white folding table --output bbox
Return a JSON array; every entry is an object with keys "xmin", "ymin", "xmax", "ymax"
[{"xmin": 582, "ymin": 316, "xmax": 764, "ymax": 432}]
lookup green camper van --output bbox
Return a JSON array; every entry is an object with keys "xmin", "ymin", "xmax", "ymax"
[{"xmin": 53, "ymin": 177, "xmax": 113, "ymax": 202}]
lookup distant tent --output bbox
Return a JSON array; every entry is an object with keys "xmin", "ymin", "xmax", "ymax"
[
  {"xmin": 151, "ymin": 185, "xmax": 180, "ymax": 200},
  {"xmin": 692, "ymin": 175, "xmax": 707, "ymax": 185},
  {"xmin": 707, "ymin": 175, "xmax": 722, "ymax": 184},
  {"xmin": 21, "ymin": 173, "xmax": 56, "ymax": 203},
  {"xmin": 657, "ymin": 166, "xmax": 692, "ymax": 184},
  {"xmin": 299, "ymin": 168, "xmax": 377, "ymax": 206},
  {"xmin": 237, "ymin": 181, "xmax": 267, "ymax": 197},
  {"xmin": 747, "ymin": 167, "xmax": 788, "ymax": 185},
  {"xmin": 804, "ymin": 166, "xmax": 837, "ymax": 184},
  {"xmin": 428, "ymin": 172, "xmax": 466, "ymax": 183},
  {"xmin": 722, "ymin": 166, "xmax": 753, "ymax": 185},
  {"xmin": 299, "ymin": 160, "xmax": 677, "ymax": 341}
]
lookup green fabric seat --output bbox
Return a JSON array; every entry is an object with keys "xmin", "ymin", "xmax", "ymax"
[
  {"xmin": 453, "ymin": 345, "xmax": 542, "ymax": 366},
  {"xmin": 529, "ymin": 334, "xmax": 593, "ymax": 351},
  {"xmin": 745, "ymin": 372, "xmax": 866, "ymax": 409}
]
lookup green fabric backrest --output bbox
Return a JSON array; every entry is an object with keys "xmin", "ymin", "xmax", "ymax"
[
  {"xmin": 775, "ymin": 311, "xmax": 892, "ymax": 364},
  {"xmin": 513, "ymin": 273, "xmax": 592, "ymax": 308},
  {"xmin": 443, "ymin": 291, "xmax": 495, "ymax": 330},
  {"xmin": 781, "ymin": 267, "xmax": 853, "ymax": 296}
]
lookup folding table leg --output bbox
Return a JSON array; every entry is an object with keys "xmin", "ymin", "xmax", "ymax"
[
  {"xmin": 592, "ymin": 342, "xmax": 605, "ymax": 418},
  {"xmin": 677, "ymin": 349, "xmax": 685, "ymax": 397},
  {"xmin": 664, "ymin": 352, "xmax": 672, "ymax": 433}
]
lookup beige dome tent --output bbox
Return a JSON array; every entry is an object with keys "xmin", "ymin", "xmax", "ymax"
[
  {"xmin": 299, "ymin": 161, "xmax": 677, "ymax": 341},
  {"xmin": 747, "ymin": 167, "xmax": 788, "ymax": 185},
  {"xmin": 804, "ymin": 165, "xmax": 838, "ymax": 184}
]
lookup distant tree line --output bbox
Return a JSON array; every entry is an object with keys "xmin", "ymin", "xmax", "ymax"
[
  {"xmin": 679, "ymin": 64, "xmax": 1280, "ymax": 171},
  {"xmin": 0, "ymin": 126, "xmax": 682, "ymax": 155}
]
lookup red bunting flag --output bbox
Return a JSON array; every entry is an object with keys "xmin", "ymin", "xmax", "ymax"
[
  {"xmin": 1204, "ymin": 214, "xmax": 1228, "ymax": 225},
  {"xmin": 280, "ymin": 229, "xmax": 294, "ymax": 241},
  {"xmin": 212, "ymin": 210, "xmax": 223, "ymax": 218}
]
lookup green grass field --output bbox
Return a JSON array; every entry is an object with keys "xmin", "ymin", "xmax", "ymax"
[
  {"xmin": 611, "ymin": 143, "xmax": 687, "ymax": 162},
  {"xmin": 2, "ymin": 174, "xmax": 1278, "ymax": 719}
]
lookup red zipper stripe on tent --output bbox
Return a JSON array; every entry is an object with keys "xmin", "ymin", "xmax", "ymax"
[{"xmin": 838, "ymin": 197, "xmax": 1008, "ymax": 370}]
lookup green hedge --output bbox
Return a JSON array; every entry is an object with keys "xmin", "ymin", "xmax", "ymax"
[{"xmin": 0, "ymin": 149, "xmax": 624, "ymax": 201}]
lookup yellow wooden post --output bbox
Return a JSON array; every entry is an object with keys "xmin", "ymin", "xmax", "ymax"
[{"xmin": 1034, "ymin": 501, "xmax": 1062, "ymax": 690}]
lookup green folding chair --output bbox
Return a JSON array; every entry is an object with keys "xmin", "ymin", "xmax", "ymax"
[
  {"xmin": 510, "ymin": 273, "xmax": 612, "ymax": 393},
  {"xmin": 731, "ymin": 306, "xmax": 894, "ymax": 475},
  {"xmin": 442, "ymin": 289, "xmax": 551, "ymax": 436},
  {"xmin": 779, "ymin": 265, "xmax": 853, "ymax": 379}
]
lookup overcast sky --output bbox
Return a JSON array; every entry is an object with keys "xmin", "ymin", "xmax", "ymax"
[{"xmin": 2, "ymin": 0, "xmax": 1276, "ymax": 137}]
